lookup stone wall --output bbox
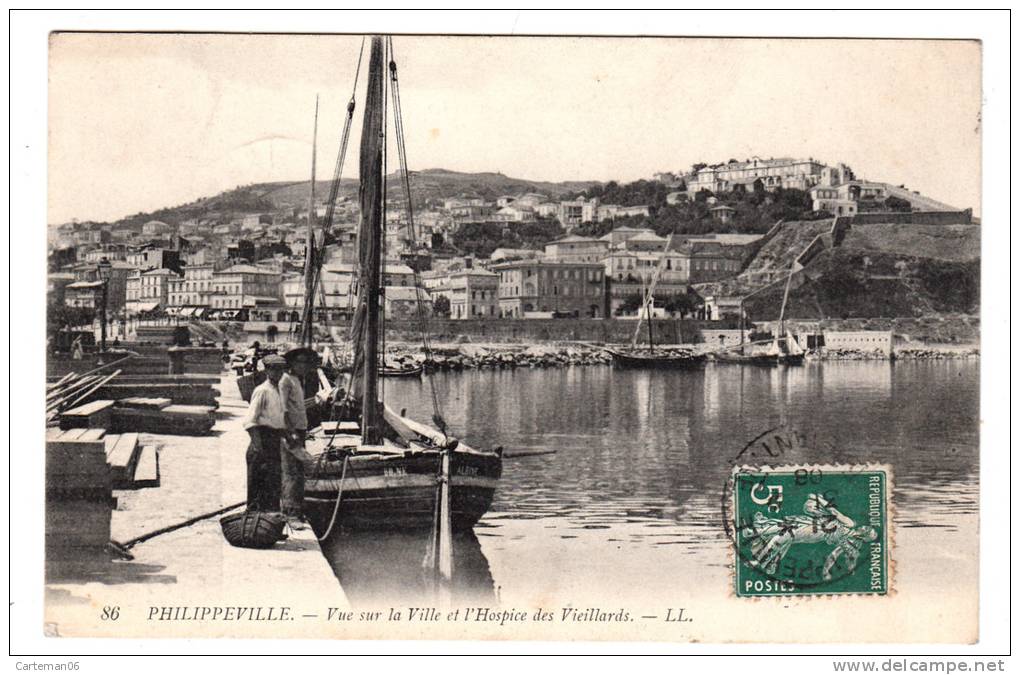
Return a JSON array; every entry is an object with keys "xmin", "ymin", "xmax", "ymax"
[{"xmin": 850, "ymin": 210, "xmax": 973, "ymax": 226}]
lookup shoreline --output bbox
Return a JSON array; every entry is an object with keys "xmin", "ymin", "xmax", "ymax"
[{"xmin": 371, "ymin": 342, "xmax": 980, "ymax": 371}]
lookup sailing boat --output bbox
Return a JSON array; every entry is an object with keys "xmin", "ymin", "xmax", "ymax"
[
  {"xmin": 606, "ymin": 233, "xmax": 705, "ymax": 369},
  {"xmin": 714, "ymin": 262, "xmax": 805, "ymax": 366},
  {"xmin": 300, "ymin": 36, "xmax": 502, "ymax": 535}
]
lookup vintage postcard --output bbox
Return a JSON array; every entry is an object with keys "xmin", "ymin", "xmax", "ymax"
[{"xmin": 36, "ymin": 29, "xmax": 984, "ymax": 646}]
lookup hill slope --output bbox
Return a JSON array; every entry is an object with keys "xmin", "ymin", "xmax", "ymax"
[{"xmin": 698, "ymin": 220, "xmax": 980, "ymax": 320}]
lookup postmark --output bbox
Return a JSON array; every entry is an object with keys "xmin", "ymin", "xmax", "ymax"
[{"xmin": 724, "ymin": 464, "xmax": 891, "ymax": 597}]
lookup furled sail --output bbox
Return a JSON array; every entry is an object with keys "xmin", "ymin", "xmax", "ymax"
[{"xmin": 347, "ymin": 36, "xmax": 386, "ymax": 442}]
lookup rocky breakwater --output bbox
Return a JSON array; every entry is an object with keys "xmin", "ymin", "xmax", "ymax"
[
  {"xmin": 812, "ymin": 346, "xmax": 980, "ymax": 361},
  {"xmin": 389, "ymin": 344, "xmax": 614, "ymax": 371}
]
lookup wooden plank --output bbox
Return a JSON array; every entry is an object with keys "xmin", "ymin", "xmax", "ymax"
[
  {"xmin": 111, "ymin": 407, "xmax": 215, "ymax": 436},
  {"xmin": 58, "ymin": 428, "xmax": 89, "ymax": 441},
  {"xmin": 59, "ymin": 399, "xmax": 116, "ymax": 430},
  {"xmin": 130, "ymin": 446, "xmax": 160, "ymax": 489},
  {"xmin": 106, "ymin": 432, "xmax": 139, "ymax": 469},
  {"xmin": 62, "ymin": 400, "xmax": 116, "ymax": 418},
  {"xmin": 77, "ymin": 428, "xmax": 107, "ymax": 442},
  {"xmin": 118, "ymin": 397, "xmax": 172, "ymax": 410},
  {"xmin": 162, "ymin": 404, "xmax": 215, "ymax": 415}
]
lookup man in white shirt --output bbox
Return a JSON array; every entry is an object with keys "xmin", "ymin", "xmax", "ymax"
[
  {"xmin": 242, "ymin": 354, "xmax": 287, "ymax": 512},
  {"xmin": 279, "ymin": 348, "xmax": 317, "ymax": 526}
]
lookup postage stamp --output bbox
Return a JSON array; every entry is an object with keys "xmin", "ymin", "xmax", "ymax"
[{"xmin": 729, "ymin": 466, "xmax": 890, "ymax": 597}]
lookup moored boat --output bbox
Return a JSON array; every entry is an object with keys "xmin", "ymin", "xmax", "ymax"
[
  {"xmin": 606, "ymin": 347, "xmax": 706, "ymax": 369},
  {"xmin": 292, "ymin": 36, "xmax": 502, "ymax": 547}
]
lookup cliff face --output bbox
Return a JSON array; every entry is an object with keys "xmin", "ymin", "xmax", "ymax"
[
  {"xmin": 700, "ymin": 220, "xmax": 980, "ymax": 320},
  {"xmin": 743, "ymin": 248, "xmax": 981, "ymax": 320}
]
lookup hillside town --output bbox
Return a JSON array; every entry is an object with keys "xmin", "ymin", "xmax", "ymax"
[{"xmin": 47, "ymin": 155, "xmax": 974, "ymax": 347}]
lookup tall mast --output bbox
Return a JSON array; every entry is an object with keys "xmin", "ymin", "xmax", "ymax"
[
  {"xmin": 358, "ymin": 36, "xmax": 386, "ymax": 445},
  {"xmin": 300, "ymin": 96, "xmax": 319, "ymax": 348}
]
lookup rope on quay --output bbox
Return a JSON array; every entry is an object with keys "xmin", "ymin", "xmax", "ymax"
[{"xmin": 108, "ymin": 500, "xmax": 246, "ymax": 560}]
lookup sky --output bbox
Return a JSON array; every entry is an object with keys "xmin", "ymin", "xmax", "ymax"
[{"xmin": 48, "ymin": 33, "xmax": 981, "ymax": 223}]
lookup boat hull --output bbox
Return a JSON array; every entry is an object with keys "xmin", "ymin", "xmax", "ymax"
[
  {"xmin": 379, "ymin": 364, "xmax": 423, "ymax": 378},
  {"xmin": 303, "ymin": 450, "xmax": 501, "ymax": 532},
  {"xmin": 713, "ymin": 352, "xmax": 805, "ymax": 366},
  {"xmin": 606, "ymin": 349, "xmax": 706, "ymax": 369}
]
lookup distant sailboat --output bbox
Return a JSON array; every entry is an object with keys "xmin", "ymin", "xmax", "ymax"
[
  {"xmin": 714, "ymin": 262, "xmax": 805, "ymax": 366},
  {"xmin": 606, "ymin": 232, "xmax": 705, "ymax": 369}
]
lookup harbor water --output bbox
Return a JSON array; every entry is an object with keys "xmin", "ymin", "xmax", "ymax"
[{"xmin": 321, "ymin": 360, "xmax": 979, "ymax": 610}]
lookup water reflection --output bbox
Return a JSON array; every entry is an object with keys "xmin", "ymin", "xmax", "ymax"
[
  {"xmin": 319, "ymin": 529, "xmax": 496, "ymax": 608},
  {"xmin": 336, "ymin": 360, "xmax": 978, "ymax": 605}
]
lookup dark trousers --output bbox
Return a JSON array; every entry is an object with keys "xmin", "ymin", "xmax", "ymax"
[
  {"xmin": 246, "ymin": 427, "xmax": 283, "ymax": 512},
  {"xmin": 280, "ymin": 437, "xmax": 306, "ymax": 517}
]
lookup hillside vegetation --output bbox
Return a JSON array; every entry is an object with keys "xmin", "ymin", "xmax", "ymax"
[{"xmin": 726, "ymin": 221, "xmax": 981, "ymax": 321}]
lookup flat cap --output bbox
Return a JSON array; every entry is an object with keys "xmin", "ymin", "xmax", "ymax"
[
  {"xmin": 284, "ymin": 347, "xmax": 320, "ymax": 364},
  {"xmin": 262, "ymin": 354, "xmax": 287, "ymax": 367}
]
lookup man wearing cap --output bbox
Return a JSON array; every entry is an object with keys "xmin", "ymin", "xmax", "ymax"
[
  {"xmin": 279, "ymin": 347, "xmax": 317, "ymax": 527},
  {"xmin": 241, "ymin": 354, "xmax": 287, "ymax": 512}
]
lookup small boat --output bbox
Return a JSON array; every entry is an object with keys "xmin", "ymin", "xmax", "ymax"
[
  {"xmin": 606, "ymin": 230, "xmax": 706, "ymax": 369},
  {"xmin": 606, "ymin": 347, "xmax": 706, "ymax": 369},
  {"xmin": 711, "ymin": 263, "xmax": 806, "ymax": 367},
  {"xmin": 379, "ymin": 362, "xmax": 424, "ymax": 378},
  {"xmin": 304, "ymin": 413, "xmax": 502, "ymax": 531},
  {"xmin": 713, "ymin": 350, "xmax": 784, "ymax": 367}
]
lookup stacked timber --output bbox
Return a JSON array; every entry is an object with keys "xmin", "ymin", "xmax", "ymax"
[
  {"xmin": 45, "ymin": 428, "xmax": 113, "ymax": 567},
  {"xmin": 48, "ymin": 373, "xmax": 220, "ymax": 409},
  {"xmin": 59, "ymin": 399, "xmax": 216, "ymax": 436},
  {"xmin": 46, "ymin": 367, "xmax": 123, "ymax": 424},
  {"xmin": 167, "ymin": 346, "xmax": 225, "ymax": 375}
]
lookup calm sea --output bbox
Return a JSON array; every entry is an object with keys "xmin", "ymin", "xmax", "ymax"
[{"xmin": 322, "ymin": 360, "xmax": 979, "ymax": 608}]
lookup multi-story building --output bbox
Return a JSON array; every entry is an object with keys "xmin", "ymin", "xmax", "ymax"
[
  {"xmin": 83, "ymin": 243, "xmax": 128, "ymax": 264},
  {"xmin": 208, "ymin": 264, "xmax": 282, "ymax": 310},
  {"xmin": 125, "ymin": 247, "xmax": 181, "ymax": 272},
  {"xmin": 543, "ymin": 235, "xmax": 610, "ymax": 263},
  {"xmin": 440, "ymin": 269, "xmax": 499, "ymax": 319},
  {"xmin": 596, "ymin": 204, "xmax": 652, "ymax": 222},
  {"xmin": 680, "ymin": 241, "xmax": 745, "ymax": 283},
  {"xmin": 687, "ymin": 157, "xmax": 836, "ymax": 194},
  {"xmin": 809, "ymin": 180, "xmax": 889, "ymax": 215},
  {"xmin": 603, "ymin": 250, "xmax": 691, "ymax": 285},
  {"xmin": 557, "ymin": 198, "xmax": 600, "ymax": 226},
  {"xmin": 64, "ymin": 260, "xmax": 132, "ymax": 312},
  {"xmin": 535, "ymin": 202, "xmax": 559, "ymax": 218},
  {"xmin": 809, "ymin": 186, "xmax": 857, "ymax": 216},
  {"xmin": 492, "ymin": 260, "xmax": 605, "ymax": 318},
  {"xmin": 72, "ymin": 226, "xmax": 111, "ymax": 247},
  {"xmin": 167, "ymin": 263, "xmax": 218, "ymax": 308},
  {"xmin": 141, "ymin": 220, "xmax": 175, "ymax": 237},
  {"xmin": 495, "ymin": 205, "xmax": 536, "ymax": 222},
  {"xmin": 125, "ymin": 268, "xmax": 180, "ymax": 314}
]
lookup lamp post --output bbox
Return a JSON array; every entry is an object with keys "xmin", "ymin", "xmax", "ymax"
[{"xmin": 97, "ymin": 258, "xmax": 112, "ymax": 352}]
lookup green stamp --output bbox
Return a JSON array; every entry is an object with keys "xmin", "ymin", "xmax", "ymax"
[{"xmin": 731, "ymin": 466, "xmax": 889, "ymax": 597}]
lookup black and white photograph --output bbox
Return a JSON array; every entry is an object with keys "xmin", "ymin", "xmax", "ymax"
[{"xmin": 9, "ymin": 9, "xmax": 1011, "ymax": 664}]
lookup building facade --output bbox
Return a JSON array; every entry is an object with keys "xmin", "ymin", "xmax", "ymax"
[
  {"xmin": 543, "ymin": 235, "xmax": 610, "ymax": 263},
  {"xmin": 493, "ymin": 260, "xmax": 605, "ymax": 318},
  {"xmin": 443, "ymin": 269, "xmax": 499, "ymax": 319},
  {"xmin": 126, "ymin": 268, "xmax": 179, "ymax": 314}
]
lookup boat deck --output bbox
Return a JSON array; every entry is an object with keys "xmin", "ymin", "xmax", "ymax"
[{"xmin": 44, "ymin": 375, "xmax": 350, "ymax": 638}]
